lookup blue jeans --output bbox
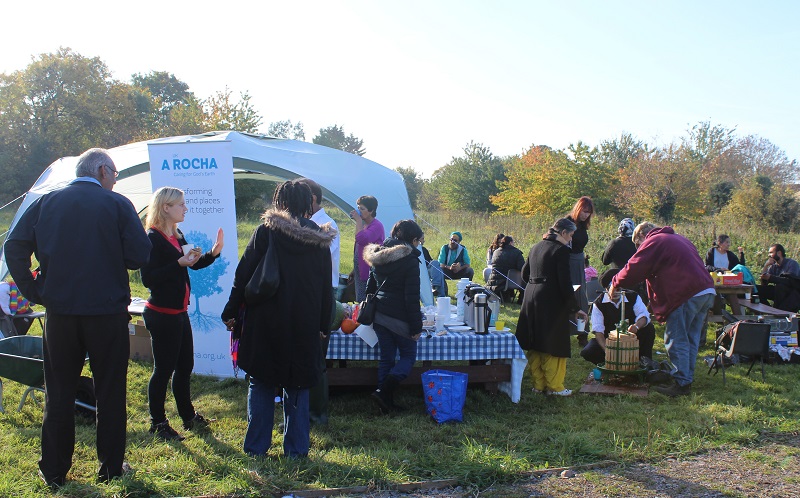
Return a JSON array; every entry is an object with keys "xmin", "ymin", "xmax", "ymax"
[
  {"xmin": 664, "ymin": 293, "xmax": 715, "ymax": 386},
  {"xmin": 244, "ymin": 377, "xmax": 310, "ymax": 458},
  {"xmin": 374, "ymin": 323, "xmax": 418, "ymax": 385}
]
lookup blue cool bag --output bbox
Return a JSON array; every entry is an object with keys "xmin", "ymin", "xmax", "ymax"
[{"xmin": 422, "ymin": 369, "xmax": 468, "ymax": 423}]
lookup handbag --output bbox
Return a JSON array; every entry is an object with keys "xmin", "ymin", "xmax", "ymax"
[
  {"xmin": 357, "ymin": 280, "xmax": 385, "ymax": 325},
  {"xmin": 245, "ymin": 230, "xmax": 280, "ymax": 304}
]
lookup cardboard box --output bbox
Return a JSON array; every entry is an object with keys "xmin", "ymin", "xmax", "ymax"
[
  {"xmin": 770, "ymin": 330, "xmax": 798, "ymax": 347},
  {"xmin": 711, "ymin": 272, "xmax": 744, "ymax": 286},
  {"xmin": 128, "ymin": 319, "xmax": 153, "ymax": 362}
]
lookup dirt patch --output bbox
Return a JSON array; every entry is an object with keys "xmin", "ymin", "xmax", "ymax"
[{"xmin": 339, "ymin": 432, "xmax": 800, "ymax": 498}]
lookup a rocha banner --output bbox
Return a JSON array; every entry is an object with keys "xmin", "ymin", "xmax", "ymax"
[{"xmin": 147, "ymin": 141, "xmax": 238, "ymax": 377}]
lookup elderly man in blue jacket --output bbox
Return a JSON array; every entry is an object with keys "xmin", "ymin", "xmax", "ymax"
[{"xmin": 4, "ymin": 148, "xmax": 151, "ymax": 488}]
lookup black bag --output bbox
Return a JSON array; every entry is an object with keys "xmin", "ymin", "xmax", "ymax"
[
  {"xmin": 245, "ymin": 231, "xmax": 280, "ymax": 304},
  {"xmin": 358, "ymin": 280, "xmax": 385, "ymax": 325}
]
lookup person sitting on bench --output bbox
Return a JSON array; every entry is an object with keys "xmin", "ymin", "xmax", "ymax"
[
  {"xmin": 758, "ymin": 243, "xmax": 800, "ymax": 309},
  {"xmin": 438, "ymin": 231, "xmax": 474, "ymax": 281},
  {"xmin": 580, "ymin": 269, "xmax": 655, "ymax": 366}
]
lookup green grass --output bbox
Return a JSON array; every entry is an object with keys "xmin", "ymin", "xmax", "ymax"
[{"xmin": 2, "ymin": 208, "xmax": 800, "ymax": 496}]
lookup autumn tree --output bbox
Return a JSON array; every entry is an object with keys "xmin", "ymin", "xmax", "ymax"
[
  {"xmin": 615, "ymin": 145, "xmax": 705, "ymax": 222},
  {"xmin": 203, "ymin": 88, "xmax": 262, "ymax": 133}
]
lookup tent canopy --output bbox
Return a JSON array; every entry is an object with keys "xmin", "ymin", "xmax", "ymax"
[{"xmin": 0, "ymin": 131, "xmax": 415, "ymax": 279}]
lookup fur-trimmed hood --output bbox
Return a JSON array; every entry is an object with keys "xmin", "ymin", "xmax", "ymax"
[
  {"xmin": 363, "ymin": 239, "xmax": 417, "ymax": 267},
  {"xmin": 262, "ymin": 208, "xmax": 336, "ymax": 248}
]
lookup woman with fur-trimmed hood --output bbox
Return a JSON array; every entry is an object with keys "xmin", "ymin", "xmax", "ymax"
[
  {"xmin": 362, "ymin": 219, "xmax": 424, "ymax": 414},
  {"xmin": 221, "ymin": 180, "xmax": 335, "ymax": 458}
]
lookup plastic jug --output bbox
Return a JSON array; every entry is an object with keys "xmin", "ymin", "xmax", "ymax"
[{"xmin": 455, "ymin": 278, "xmax": 470, "ymax": 320}]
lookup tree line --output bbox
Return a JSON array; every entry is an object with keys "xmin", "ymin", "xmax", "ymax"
[
  {"xmin": 0, "ymin": 48, "xmax": 363, "ymax": 215},
  {"xmin": 400, "ymin": 124, "xmax": 798, "ymax": 230},
  {"xmin": 2, "ymin": 48, "xmax": 797, "ymax": 229}
]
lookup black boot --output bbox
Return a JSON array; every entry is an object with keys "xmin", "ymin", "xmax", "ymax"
[{"xmin": 371, "ymin": 374, "xmax": 401, "ymax": 415}]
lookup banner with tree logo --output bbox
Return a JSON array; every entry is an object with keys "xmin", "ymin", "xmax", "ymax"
[{"xmin": 147, "ymin": 141, "xmax": 238, "ymax": 376}]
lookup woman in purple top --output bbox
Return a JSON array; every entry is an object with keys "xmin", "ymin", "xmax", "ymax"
[{"xmin": 350, "ymin": 195, "xmax": 385, "ymax": 302}]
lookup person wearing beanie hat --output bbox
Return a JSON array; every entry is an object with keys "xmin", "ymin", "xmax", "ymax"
[
  {"xmin": 437, "ymin": 231, "xmax": 474, "ymax": 285},
  {"xmin": 580, "ymin": 268, "xmax": 655, "ymax": 366}
]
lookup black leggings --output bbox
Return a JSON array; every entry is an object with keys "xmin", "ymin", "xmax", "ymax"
[{"xmin": 142, "ymin": 308, "xmax": 195, "ymax": 424}]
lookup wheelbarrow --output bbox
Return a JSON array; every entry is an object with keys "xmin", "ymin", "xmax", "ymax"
[{"xmin": 0, "ymin": 335, "xmax": 96, "ymax": 415}]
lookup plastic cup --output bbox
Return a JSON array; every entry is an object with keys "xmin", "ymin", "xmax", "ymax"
[
  {"xmin": 576, "ymin": 318, "xmax": 585, "ymax": 332},
  {"xmin": 494, "ymin": 320, "xmax": 505, "ymax": 330}
]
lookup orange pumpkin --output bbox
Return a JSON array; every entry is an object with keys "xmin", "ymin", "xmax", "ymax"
[{"xmin": 340, "ymin": 318, "xmax": 359, "ymax": 334}]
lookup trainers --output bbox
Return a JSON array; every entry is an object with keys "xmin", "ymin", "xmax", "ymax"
[
  {"xmin": 653, "ymin": 381, "xmax": 692, "ymax": 397},
  {"xmin": 547, "ymin": 388, "xmax": 573, "ymax": 396},
  {"xmin": 150, "ymin": 420, "xmax": 185, "ymax": 441},
  {"xmin": 184, "ymin": 412, "xmax": 213, "ymax": 431}
]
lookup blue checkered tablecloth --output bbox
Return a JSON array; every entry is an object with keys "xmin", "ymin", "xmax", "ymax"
[
  {"xmin": 327, "ymin": 330, "xmax": 525, "ymax": 361},
  {"xmin": 327, "ymin": 330, "xmax": 528, "ymax": 403}
]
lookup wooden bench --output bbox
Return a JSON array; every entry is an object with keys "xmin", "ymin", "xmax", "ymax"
[
  {"xmin": 726, "ymin": 295, "xmax": 792, "ymax": 317},
  {"xmin": 327, "ymin": 361, "xmax": 511, "ymax": 395}
]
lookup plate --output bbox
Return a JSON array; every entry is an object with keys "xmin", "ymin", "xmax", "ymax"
[
  {"xmin": 447, "ymin": 325, "xmax": 472, "ymax": 332},
  {"xmin": 489, "ymin": 326, "xmax": 511, "ymax": 333},
  {"xmin": 443, "ymin": 321, "xmax": 465, "ymax": 327}
]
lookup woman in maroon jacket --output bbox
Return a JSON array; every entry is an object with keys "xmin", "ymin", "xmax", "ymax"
[{"xmin": 141, "ymin": 187, "xmax": 223, "ymax": 441}]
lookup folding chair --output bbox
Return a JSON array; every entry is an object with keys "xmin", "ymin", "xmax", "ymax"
[{"xmin": 708, "ymin": 321, "xmax": 771, "ymax": 385}]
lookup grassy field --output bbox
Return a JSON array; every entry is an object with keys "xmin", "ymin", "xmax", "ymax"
[{"xmin": 1, "ymin": 208, "xmax": 799, "ymax": 497}]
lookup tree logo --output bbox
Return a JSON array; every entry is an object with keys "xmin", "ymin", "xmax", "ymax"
[{"xmin": 185, "ymin": 230, "xmax": 229, "ymax": 333}]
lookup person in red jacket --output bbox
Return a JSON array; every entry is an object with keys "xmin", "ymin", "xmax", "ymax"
[{"xmin": 610, "ymin": 222, "xmax": 715, "ymax": 397}]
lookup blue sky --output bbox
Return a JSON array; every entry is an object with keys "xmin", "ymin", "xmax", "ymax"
[{"xmin": 2, "ymin": 1, "xmax": 797, "ymax": 177}]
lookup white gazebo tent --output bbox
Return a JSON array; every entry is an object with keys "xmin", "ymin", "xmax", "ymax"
[{"xmin": 0, "ymin": 131, "xmax": 432, "ymax": 304}]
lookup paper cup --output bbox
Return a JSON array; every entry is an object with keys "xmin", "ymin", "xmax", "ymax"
[
  {"xmin": 181, "ymin": 243, "xmax": 194, "ymax": 255},
  {"xmin": 576, "ymin": 318, "xmax": 585, "ymax": 332},
  {"xmin": 436, "ymin": 296, "xmax": 450, "ymax": 315}
]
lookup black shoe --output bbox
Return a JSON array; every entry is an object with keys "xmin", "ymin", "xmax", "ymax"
[
  {"xmin": 183, "ymin": 412, "xmax": 213, "ymax": 431},
  {"xmin": 150, "ymin": 420, "xmax": 185, "ymax": 441},
  {"xmin": 653, "ymin": 381, "xmax": 692, "ymax": 397},
  {"xmin": 371, "ymin": 389, "xmax": 392, "ymax": 414},
  {"xmin": 38, "ymin": 469, "xmax": 65, "ymax": 490}
]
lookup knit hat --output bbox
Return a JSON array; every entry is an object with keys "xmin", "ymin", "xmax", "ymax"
[
  {"xmin": 618, "ymin": 218, "xmax": 635, "ymax": 237},
  {"xmin": 450, "ymin": 231, "xmax": 463, "ymax": 242}
]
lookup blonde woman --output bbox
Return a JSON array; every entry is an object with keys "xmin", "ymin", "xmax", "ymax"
[{"xmin": 141, "ymin": 187, "xmax": 224, "ymax": 441}]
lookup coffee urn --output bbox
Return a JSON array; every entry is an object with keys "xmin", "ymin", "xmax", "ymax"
[{"xmin": 474, "ymin": 293, "xmax": 490, "ymax": 334}]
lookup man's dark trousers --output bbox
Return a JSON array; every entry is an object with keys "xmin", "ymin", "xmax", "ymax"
[{"xmin": 40, "ymin": 312, "xmax": 130, "ymax": 483}]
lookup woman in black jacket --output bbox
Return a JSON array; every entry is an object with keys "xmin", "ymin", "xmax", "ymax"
[
  {"xmin": 601, "ymin": 218, "xmax": 637, "ymax": 269},
  {"xmin": 486, "ymin": 235, "xmax": 525, "ymax": 301},
  {"xmin": 363, "ymin": 220, "xmax": 424, "ymax": 414},
  {"xmin": 221, "ymin": 181, "xmax": 335, "ymax": 458},
  {"xmin": 516, "ymin": 218, "xmax": 587, "ymax": 397},
  {"xmin": 141, "ymin": 187, "xmax": 223, "ymax": 441}
]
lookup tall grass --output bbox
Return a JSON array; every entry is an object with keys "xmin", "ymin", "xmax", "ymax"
[{"xmin": 1, "ymin": 208, "xmax": 799, "ymax": 497}]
